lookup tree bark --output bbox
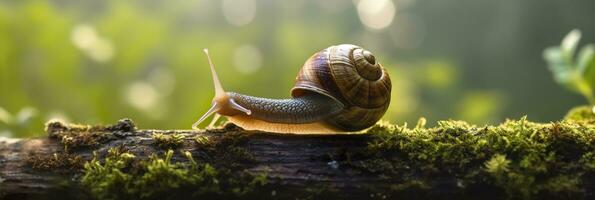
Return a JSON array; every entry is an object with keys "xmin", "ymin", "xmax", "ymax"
[
  {"xmin": 0, "ymin": 119, "xmax": 409, "ymax": 200},
  {"xmin": 0, "ymin": 118, "xmax": 592, "ymax": 200}
]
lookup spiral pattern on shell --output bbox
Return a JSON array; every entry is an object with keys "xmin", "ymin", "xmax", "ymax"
[{"xmin": 291, "ymin": 44, "xmax": 391, "ymax": 131}]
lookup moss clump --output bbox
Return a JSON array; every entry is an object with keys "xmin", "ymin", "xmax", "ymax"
[
  {"xmin": 27, "ymin": 152, "xmax": 84, "ymax": 171},
  {"xmin": 46, "ymin": 119, "xmax": 136, "ymax": 150},
  {"xmin": 389, "ymin": 180, "xmax": 430, "ymax": 197},
  {"xmin": 226, "ymin": 146, "xmax": 254, "ymax": 163},
  {"xmin": 81, "ymin": 148, "xmax": 136, "ymax": 200},
  {"xmin": 151, "ymin": 133, "xmax": 185, "ymax": 149},
  {"xmin": 484, "ymin": 154, "xmax": 511, "ymax": 174},
  {"xmin": 564, "ymin": 105, "xmax": 595, "ymax": 122},
  {"xmin": 49, "ymin": 124, "xmax": 108, "ymax": 149},
  {"xmin": 196, "ymin": 129, "xmax": 256, "ymax": 165},
  {"xmin": 81, "ymin": 148, "xmax": 267, "ymax": 200},
  {"xmin": 34, "ymin": 117, "xmax": 592, "ymax": 199},
  {"xmin": 364, "ymin": 117, "xmax": 594, "ymax": 199},
  {"xmin": 194, "ymin": 135, "xmax": 211, "ymax": 146}
]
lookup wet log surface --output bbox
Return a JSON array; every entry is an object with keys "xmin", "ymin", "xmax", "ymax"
[
  {"xmin": 0, "ymin": 119, "xmax": 413, "ymax": 200},
  {"xmin": 0, "ymin": 118, "xmax": 592, "ymax": 200}
]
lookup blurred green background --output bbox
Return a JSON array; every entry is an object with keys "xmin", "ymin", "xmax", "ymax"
[{"xmin": 1, "ymin": 0, "xmax": 594, "ymax": 137}]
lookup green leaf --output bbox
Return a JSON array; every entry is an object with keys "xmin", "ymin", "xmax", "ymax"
[
  {"xmin": 561, "ymin": 29, "xmax": 582, "ymax": 65},
  {"xmin": 578, "ymin": 44, "xmax": 595, "ymax": 100},
  {"xmin": 544, "ymin": 47, "xmax": 574, "ymax": 86},
  {"xmin": 578, "ymin": 44, "xmax": 595, "ymax": 74},
  {"xmin": 543, "ymin": 30, "xmax": 595, "ymax": 102}
]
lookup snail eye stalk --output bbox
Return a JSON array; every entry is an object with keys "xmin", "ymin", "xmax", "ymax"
[
  {"xmin": 192, "ymin": 49, "xmax": 252, "ymax": 130},
  {"xmin": 192, "ymin": 49, "xmax": 225, "ymax": 130},
  {"xmin": 204, "ymin": 49, "xmax": 226, "ymax": 98},
  {"xmin": 229, "ymin": 99, "xmax": 252, "ymax": 115}
]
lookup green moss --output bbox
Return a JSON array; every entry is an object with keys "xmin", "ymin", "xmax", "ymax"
[
  {"xmin": 27, "ymin": 152, "xmax": 84, "ymax": 171},
  {"xmin": 40, "ymin": 117, "xmax": 593, "ymax": 199},
  {"xmin": 193, "ymin": 135, "xmax": 211, "ymax": 146},
  {"xmin": 226, "ymin": 146, "xmax": 254, "ymax": 162},
  {"xmin": 81, "ymin": 148, "xmax": 136, "ymax": 200},
  {"xmin": 198, "ymin": 129, "xmax": 256, "ymax": 165},
  {"xmin": 485, "ymin": 154, "xmax": 511, "ymax": 174},
  {"xmin": 364, "ymin": 116, "xmax": 594, "ymax": 199},
  {"xmin": 564, "ymin": 105, "xmax": 595, "ymax": 122},
  {"xmin": 80, "ymin": 148, "xmax": 267, "ymax": 200},
  {"xmin": 390, "ymin": 180, "xmax": 430, "ymax": 193},
  {"xmin": 151, "ymin": 133, "xmax": 185, "ymax": 149},
  {"xmin": 45, "ymin": 119, "xmax": 136, "ymax": 150},
  {"xmin": 357, "ymin": 158, "xmax": 395, "ymax": 173},
  {"xmin": 50, "ymin": 125, "xmax": 108, "ymax": 150}
]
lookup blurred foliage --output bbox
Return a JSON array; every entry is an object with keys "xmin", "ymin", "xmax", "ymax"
[
  {"xmin": 544, "ymin": 29, "xmax": 595, "ymax": 105},
  {"xmin": 0, "ymin": 0, "xmax": 594, "ymax": 137}
]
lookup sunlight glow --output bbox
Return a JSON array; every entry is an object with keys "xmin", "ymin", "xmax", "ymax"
[
  {"xmin": 222, "ymin": 0, "xmax": 256, "ymax": 26},
  {"xmin": 356, "ymin": 0, "xmax": 396, "ymax": 30},
  {"xmin": 148, "ymin": 68, "xmax": 176, "ymax": 96},
  {"xmin": 0, "ymin": 130, "xmax": 12, "ymax": 138},
  {"xmin": 233, "ymin": 44, "xmax": 263, "ymax": 74},
  {"xmin": 46, "ymin": 111, "xmax": 70, "ymax": 123},
  {"xmin": 71, "ymin": 24, "xmax": 115, "ymax": 62},
  {"xmin": 15, "ymin": 107, "xmax": 37, "ymax": 125},
  {"xmin": 125, "ymin": 81, "xmax": 159, "ymax": 111},
  {"xmin": 389, "ymin": 13, "xmax": 425, "ymax": 49},
  {"xmin": 0, "ymin": 107, "xmax": 11, "ymax": 124}
]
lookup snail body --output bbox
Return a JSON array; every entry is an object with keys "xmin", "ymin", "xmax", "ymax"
[{"xmin": 192, "ymin": 44, "xmax": 391, "ymax": 134}]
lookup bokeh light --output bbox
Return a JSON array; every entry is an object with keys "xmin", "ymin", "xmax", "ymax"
[
  {"xmin": 222, "ymin": 0, "xmax": 256, "ymax": 26},
  {"xmin": 0, "ymin": 107, "xmax": 11, "ymax": 124},
  {"xmin": 389, "ymin": 12, "xmax": 425, "ymax": 49},
  {"xmin": 233, "ymin": 44, "xmax": 263, "ymax": 74},
  {"xmin": 125, "ymin": 81, "xmax": 159, "ymax": 112},
  {"xmin": 71, "ymin": 24, "xmax": 115, "ymax": 62},
  {"xmin": 357, "ymin": 0, "xmax": 396, "ymax": 30}
]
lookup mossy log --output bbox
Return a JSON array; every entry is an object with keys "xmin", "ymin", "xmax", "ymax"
[{"xmin": 0, "ymin": 113, "xmax": 594, "ymax": 200}]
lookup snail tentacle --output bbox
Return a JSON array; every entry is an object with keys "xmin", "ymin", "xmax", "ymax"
[
  {"xmin": 192, "ymin": 49, "xmax": 252, "ymax": 129},
  {"xmin": 204, "ymin": 49, "xmax": 225, "ymax": 98},
  {"xmin": 229, "ymin": 98, "xmax": 252, "ymax": 115},
  {"xmin": 192, "ymin": 101, "xmax": 220, "ymax": 129}
]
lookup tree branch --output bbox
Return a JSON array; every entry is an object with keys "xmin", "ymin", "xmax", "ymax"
[{"xmin": 0, "ymin": 117, "xmax": 593, "ymax": 200}]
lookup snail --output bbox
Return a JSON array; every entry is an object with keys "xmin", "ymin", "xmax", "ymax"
[{"xmin": 192, "ymin": 44, "xmax": 391, "ymax": 134}]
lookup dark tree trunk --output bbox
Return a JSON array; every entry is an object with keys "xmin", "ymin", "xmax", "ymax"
[
  {"xmin": 0, "ymin": 119, "xmax": 412, "ymax": 200},
  {"xmin": 0, "ymin": 118, "xmax": 592, "ymax": 200}
]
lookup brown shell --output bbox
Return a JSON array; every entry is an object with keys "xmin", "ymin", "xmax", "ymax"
[{"xmin": 291, "ymin": 44, "xmax": 392, "ymax": 131}]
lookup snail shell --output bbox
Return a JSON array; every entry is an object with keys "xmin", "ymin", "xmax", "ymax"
[{"xmin": 292, "ymin": 44, "xmax": 391, "ymax": 131}]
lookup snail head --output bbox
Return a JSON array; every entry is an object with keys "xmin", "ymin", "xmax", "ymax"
[{"xmin": 192, "ymin": 49, "xmax": 251, "ymax": 130}]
